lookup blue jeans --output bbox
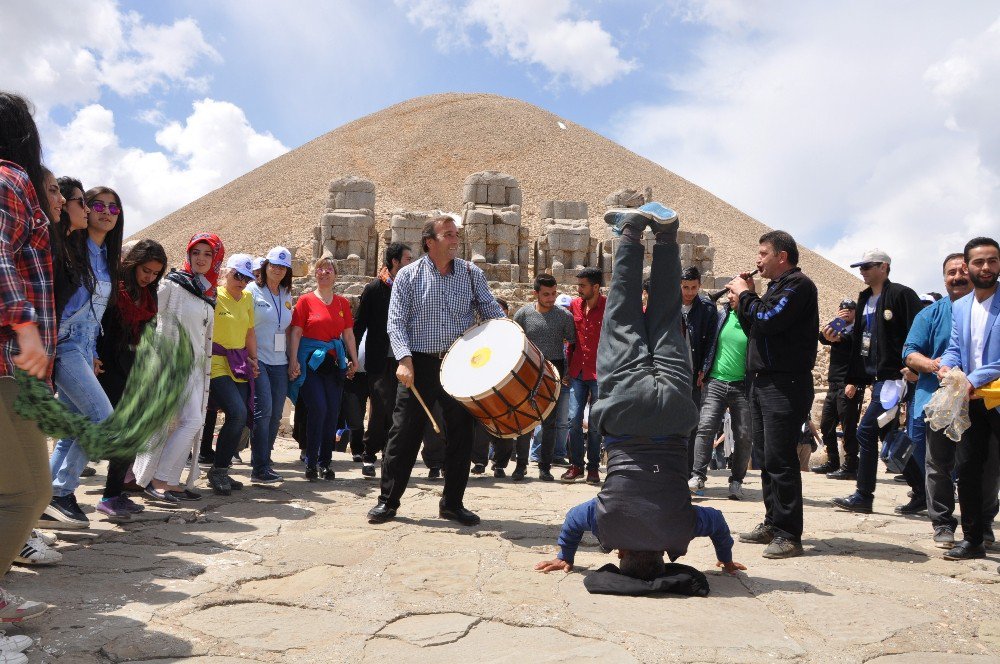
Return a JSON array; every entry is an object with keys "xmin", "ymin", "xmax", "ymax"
[
  {"xmin": 209, "ymin": 376, "xmax": 249, "ymax": 470},
  {"xmin": 530, "ymin": 383, "xmax": 570, "ymax": 461},
  {"xmin": 568, "ymin": 377, "xmax": 601, "ymax": 471},
  {"xmin": 300, "ymin": 368, "xmax": 344, "ymax": 467},
  {"xmin": 252, "ymin": 362, "xmax": 288, "ymax": 474},
  {"xmin": 50, "ymin": 319, "xmax": 113, "ymax": 498},
  {"xmin": 855, "ymin": 380, "xmax": 892, "ymax": 500}
]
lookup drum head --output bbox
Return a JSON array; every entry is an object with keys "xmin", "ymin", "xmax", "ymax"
[{"xmin": 441, "ymin": 318, "xmax": 526, "ymax": 399}]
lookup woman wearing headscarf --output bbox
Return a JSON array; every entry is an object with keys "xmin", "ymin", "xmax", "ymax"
[{"xmin": 132, "ymin": 233, "xmax": 222, "ymax": 503}]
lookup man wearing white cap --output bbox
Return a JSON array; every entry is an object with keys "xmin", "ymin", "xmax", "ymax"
[{"xmin": 830, "ymin": 249, "xmax": 922, "ymax": 514}]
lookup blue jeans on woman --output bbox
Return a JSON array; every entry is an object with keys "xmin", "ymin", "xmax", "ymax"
[
  {"xmin": 300, "ymin": 368, "xmax": 345, "ymax": 468},
  {"xmin": 209, "ymin": 376, "xmax": 249, "ymax": 470},
  {"xmin": 252, "ymin": 362, "xmax": 288, "ymax": 475},
  {"xmin": 50, "ymin": 319, "xmax": 113, "ymax": 498}
]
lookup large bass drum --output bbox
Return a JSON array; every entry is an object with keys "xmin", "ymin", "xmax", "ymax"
[{"xmin": 440, "ymin": 318, "xmax": 561, "ymax": 438}]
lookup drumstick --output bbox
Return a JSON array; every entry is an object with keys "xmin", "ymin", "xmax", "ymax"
[{"xmin": 410, "ymin": 385, "xmax": 441, "ymax": 434}]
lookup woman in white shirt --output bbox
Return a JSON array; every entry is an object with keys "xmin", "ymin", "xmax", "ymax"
[{"xmin": 245, "ymin": 246, "xmax": 294, "ymax": 483}]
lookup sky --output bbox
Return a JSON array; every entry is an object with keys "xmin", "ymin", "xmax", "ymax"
[{"xmin": 2, "ymin": 0, "xmax": 998, "ymax": 294}]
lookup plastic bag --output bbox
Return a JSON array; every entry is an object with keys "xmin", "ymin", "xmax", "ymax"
[{"xmin": 924, "ymin": 369, "xmax": 971, "ymax": 442}]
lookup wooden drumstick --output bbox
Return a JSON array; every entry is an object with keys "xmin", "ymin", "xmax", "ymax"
[{"xmin": 410, "ymin": 385, "xmax": 441, "ymax": 434}]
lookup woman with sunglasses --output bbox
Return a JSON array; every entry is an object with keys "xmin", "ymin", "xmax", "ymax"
[
  {"xmin": 133, "ymin": 233, "xmax": 223, "ymax": 502},
  {"xmin": 288, "ymin": 256, "xmax": 358, "ymax": 481},
  {"xmin": 40, "ymin": 186, "xmax": 124, "ymax": 530},
  {"xmin": 95, "ymin": 240, "xmax": 167, "ymax": 518},
  {"xmin": 206, "ymin": 254, "xmax": 259, "ymax": 495},
  {"xmin": 245, "ymin": 246, "xmax": 294, "ymax": 484}
]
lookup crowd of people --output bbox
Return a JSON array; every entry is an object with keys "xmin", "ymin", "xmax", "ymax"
[{"xmin": 2, "ymin": 88, "xmax": 1000, "ymax": 655}]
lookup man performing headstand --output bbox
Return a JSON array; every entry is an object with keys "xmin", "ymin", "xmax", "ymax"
[{"xmin": 534, "ymin": 204, "xmax": 744, "ymax": 582}]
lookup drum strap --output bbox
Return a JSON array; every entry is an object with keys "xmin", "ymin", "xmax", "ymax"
[{"xmin": 467, "ymin": 261, "xmax": 481, "ymax": 323}]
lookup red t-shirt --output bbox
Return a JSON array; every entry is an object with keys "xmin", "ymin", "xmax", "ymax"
[{"xmin": 291, "ymin": 292, "xmax": 354, "ymax": 340}]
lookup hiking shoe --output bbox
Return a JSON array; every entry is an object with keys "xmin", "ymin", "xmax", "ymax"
[
  {"xmin": 79, "ymin": 465, "xmax": 97, "ymax": 478},
  {"xmin": 207, "ymin": 468, "xmax": 232, "ymax": 495},
  {"xmin": 0, "ymin": 631, "xmax": 33, "ymax": 654},
  {"xmin": 762, "ymin": 537, "xmax": 804, "ymax": 559},
  {"xmin": 97, "ymin": 496, "xmax": 134, "ymax": 519},
  {"xmin": 604, "ymin": 208, "xmax": 649, "ymax": 236},
  {"xmin": 227, "ymin": 476, "xmax": 244, "ymax": 490},
  {"xmin": 560, "ymin": 465, "xmax": 584, "ymax": 482},
  {"xmin": 688, "ymin": 476, "xmax": 706, "ymax": 493},
  {"xmin": 471, "ymin": 464, "xmax": 486, "ymax": 476},
  {"xmin": 933, "ymin": 526, "xmax": 955, "ymax": 549},
  {"xmin": 0, "ymin": 588, "xmax": 48, "ymax": 623},
  {"xmin": 40, "ymin": 495, "xmax": 89, "ymax": 529},
  {"xmin": 739, "ymin": 522, "xmax": 774, "ymax": 544},
  {"xmin": 832, "ymin": 493, "xmax": 873, "ymax": 514},
  {"xmin": 585, "ymin": 469, "xmax": 600, "ymax": 485},
  {"xmin": 251, "ymin": 469, "xmax": 282, "ymax": 484},
  {"xmin": 493, "ymin": 467, "xmax": 506, "ymax": 478},
  {"xmin": 305, "ymin": 466, "xmax": 319, "ymax": 482},
  {"xmin": 728, "ymin": 480, "xmax": 744, "ymax": 500},
  {"xmin": 427, "ymin": 467, "xmax": 442, "ymax": 481},
  {"xmin": 511, "ymin": 465, "xmax": 527, "ymax": 481},
  {"xmin": 14, "ymin": 536, "xmax": 62, "ymax": 566},
  {"xmin": 362, "ymin": 463, "xmax": 376, "ymax": 479}
]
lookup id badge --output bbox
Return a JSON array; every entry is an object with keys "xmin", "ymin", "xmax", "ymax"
[
  {"xmin": 860, "ymin": 331, "xmax": 871, "ymax": 358},
  {"xmin": 274, "ymin": 333, "xmax": 287, "ymax": 354}
]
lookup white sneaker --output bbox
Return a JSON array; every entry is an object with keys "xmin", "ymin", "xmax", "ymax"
[
  {"xmin": 688, "ymin": 476, "xmax": 705, "ymax": 492},
  {"xmin": 30, "ymin": 530, "xmax": 56, "ymax": 546},
  {"xmin": 0, "ymin": 631, "xmax": 32, "ymax": 654},
  {"xmin": 0, "ymin": 652, "xmax": 28, "ymax": 664},
  {"xmin": 728, "ymin": 480, "xmax": 744, "ymax": 500},
  {"xmin": 15, "ymin": 536, "xmax": 62, "ymax": 565},
  {"xmin": 0, "ymin": 588, "xmax": 47, "ymax": 624}
]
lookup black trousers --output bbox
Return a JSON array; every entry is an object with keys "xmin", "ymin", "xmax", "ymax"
[
  {"xmin": 687, "ymin": 380, "xmax": 702, "ymax": 475},
  {"xmin": 379, "ymin": 353, "xmax": 475, "ymax": 510},
  {"xmin": 925, "ymin": 425, "xmax": 999, "ymax": 532},
  {"xmin": 492, "ymin": 428, "xmax": 529, "ymax": 469},
  {"xmin": 200, "ymin": 408, "xmax": 218, "ymax": 457},
  {"xmin": 955, "ymin": 400, "xmax": 1000, "ymax": 546},
  {"xmin": 362, "ymin": 359, "xmax": 399, "ymax": 463},
  {"xmin": 750, "ymin": 372, "xmax": 813, "ymax": 541},
  {"xmin": 818, "ymin": 381, "xmax": 863, "ymax": 467},
  {"xmin": 338, "ymin": 373, "xmax": 368, "ymax": 456},
  {"xmin": 98, "ymin": 364, "xmax": 133, "ymax": 499},
  {"xmin": 471, "ymin": 423, "xmax": 491, "ymax": 466}
]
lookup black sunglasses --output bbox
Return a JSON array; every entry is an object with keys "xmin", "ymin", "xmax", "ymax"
[
  {"xmin": 66, "ymin": 196, "xmax": 86, "ymax": 208},
  {"xmin": 233, "ymin": 272, "xmax": 253, "ymax": 282},
  {"xmin": 858, "ymin": 262, "xmax": 883, "ymax": 270}
]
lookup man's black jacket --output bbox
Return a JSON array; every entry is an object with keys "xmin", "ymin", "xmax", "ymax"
[
  {"xmin": 685, "ymin": 294, "xmax": 717, "ymax": 377},
  {"xmin": 845, "ymin": 280, "xmax": 921, "ymax": 386},
  {"xmin": 736, "ymin": 267, "xmax": 819, "ymax": 375},
  {"xmin": 353, "ymin": 277, "xmax": 392, "ymax": 375},
  {"xmin": 819, "ymin": 327, "xmax": 854, "ymax": 385}
]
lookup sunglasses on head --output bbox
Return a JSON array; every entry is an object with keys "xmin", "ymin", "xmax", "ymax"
[
  {"xmin": 858, "ymin": 262, "xmax": 883, "ymax": 270},
  {"xmin": 89, "ymin": 201, "xmax": 120, "ymax": 215}
]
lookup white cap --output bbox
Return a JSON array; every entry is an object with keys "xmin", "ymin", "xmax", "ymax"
[
  {"xmin": 266, "ymin": 246, "xmax": 293, "ymax": 268},
  {"xmin": 251, "ymin": 256, "xmax": 264, "ymax": 271},
  {"xmin": 555, "ymin": 294, "xmax": 573, "ymax": 308},
  {"xmin": 226, "ymin": 253, "xmax": 255, "ymax": 279},
  {"xmin": 849, "ymin": 248, "xmax": 892, "ymax": 268}
]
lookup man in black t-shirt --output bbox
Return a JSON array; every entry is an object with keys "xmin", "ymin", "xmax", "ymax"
[{"xmin": 813, "ymin": 299, "xmax": 864, "ymax": 479}]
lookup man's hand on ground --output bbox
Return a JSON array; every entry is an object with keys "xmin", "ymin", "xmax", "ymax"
[
  {"xmin": 534, "ymin": 558, "xmax": 572, "ymax": 573},
  {"xmin": 716, "ymin": 561, "xmax": 747, "ymax": 575}
]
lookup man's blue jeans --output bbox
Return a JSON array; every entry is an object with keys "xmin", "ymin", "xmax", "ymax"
[
  {"xmin": 252, "ymin": 362, "xmax": 288, "ymax": 474},
  {"xmin": 568, "ymin": 377, "xmax": 600, "ymax": 471},
  {"xmin": 855, "ymin": 380, "xmax": 892, "ymax": 501},
  {"xmin": 50, "ymin": 320, "xmax": 113, "ymax": 498},
  {"xmin": 530, "ymin": 383, "xmax": 569, "ymax": 461}
]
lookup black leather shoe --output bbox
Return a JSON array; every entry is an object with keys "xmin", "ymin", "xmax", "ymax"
[
  {"xmin": 832, "ymin": 493, "xmax": 873, "ymax": 513},
  {"xmin": 811, "ymin": 460, "xmax": 839, "ymax": 474},
  {"xmin": 894, "ymin": 494, "xmax": 927, "ymax": 515},
  {"xmin": 439, "ymin": 504, "xmax": 481, "ymax": 526},
  {"xmin": 943, "ymin": 540, "xmax": 987, "ymax": 560},
  {"xmin": 305, "ymin": 466, "xmax": 318, "ymax": 482},
  {"xmin": 511, "ymin": 465, "xmax": 527, "ymax": 481},
  {"xmin": 826, "ymin": 466, "xmax": 857, "ymax": 480},
  {"xmin": 367, "ymin": 503, "xmax": 397, "ymax": 524}
]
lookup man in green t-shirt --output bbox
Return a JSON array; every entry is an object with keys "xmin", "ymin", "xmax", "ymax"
[{"xmin": 688, "ymin": 291, "xmax": 752, "ymax": 499}]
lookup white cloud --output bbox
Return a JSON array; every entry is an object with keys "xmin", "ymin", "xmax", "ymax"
[
  {"xmin": 398, "ymin": 0, "xmax": 635, "ymax": 90},
  {"xmin": 46, "ymin": 99, "xmax": 288, "ymax": 235},
  {"xmin": 614, "ymin": 2, "xmax": 1000, "ymax": 293}
]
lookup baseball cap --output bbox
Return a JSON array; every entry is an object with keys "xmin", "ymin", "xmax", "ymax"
[
  {"xmin": 226, "ymin": 253, "xmax": 255, "ymax": 279},
  {"xmin": 920, "ymin": 292, "xmax": 942, "ymax": 304},
  {"xmin": 838, "ymin": 299, "xmax": 857, "ymax": 310},
  {"xmin": 849, "ymin": 249, "xmax": 891, "ymax": 268},
  {"xmin": 251, "ymin": 256, "xmax": 264, "ymax": 272},
  {"xmin": 266, "ymin": 246, "xmax": 293, "ymax": 268},
  {"xmin": 555, "ymin": 294, "xmax": 572, "ymax": 308}
]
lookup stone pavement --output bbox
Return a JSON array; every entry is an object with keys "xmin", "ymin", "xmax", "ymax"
[{"xmin": 5, "ymin": 438, "xmax": 1000, "ymax": 663}]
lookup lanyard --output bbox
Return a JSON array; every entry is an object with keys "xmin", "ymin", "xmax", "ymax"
[{"xmin": 268, "ymin": 287, "xmax": 283, "ymax": 330}]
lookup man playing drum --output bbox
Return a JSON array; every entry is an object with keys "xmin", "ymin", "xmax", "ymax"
[
  {"xmin": 535, "ymin": 204, "xmax": 744, "ymax": 581},
  {"xmin": 368, "ymin": 215, "xmax": 505, "ymax": 526}
]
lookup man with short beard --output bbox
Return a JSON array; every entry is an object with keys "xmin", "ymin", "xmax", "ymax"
[{"xmin": 937, "ymin": 237, "xmax": 1000, "ymax": 561}]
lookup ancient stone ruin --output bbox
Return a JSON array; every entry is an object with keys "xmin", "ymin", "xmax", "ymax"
[
  {"xmin": 313, "ymin": 176, "xmax": 379, "ymax": 276},
  {"xmin": 460, "ymin": 171, "xmax": 530, "ymax": 282},
  {"xmin": 535, "ymin": 200, "xmax": 597, "ymax": 281}
]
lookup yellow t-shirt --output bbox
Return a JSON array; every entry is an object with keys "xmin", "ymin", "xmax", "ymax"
[{"xmin": 210, "ymin": 288, "xmax": 255, "ymax": 381}]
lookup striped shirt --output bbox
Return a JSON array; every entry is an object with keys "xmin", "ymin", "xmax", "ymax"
[
  {"xmin": 388, "ymin": 255, "xmax": 504, "ymax": 359},
  {"xmin": 0, "ymin": 161, "xmax": 55, "ymax": 381}
]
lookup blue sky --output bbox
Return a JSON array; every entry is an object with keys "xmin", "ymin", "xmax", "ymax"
[{"xmin": 3, "ymin": 1, "xmax": 999, "ymax": 294}]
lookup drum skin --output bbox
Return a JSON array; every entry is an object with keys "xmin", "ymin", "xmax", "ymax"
[{"xmin": 440, "ymin": 319, "xmax": 561, "ymax": 438}]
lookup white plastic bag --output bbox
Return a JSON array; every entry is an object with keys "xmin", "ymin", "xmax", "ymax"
[{"xmin": 924, "ymin": 369, "xmax": 972, "ymax": 442}]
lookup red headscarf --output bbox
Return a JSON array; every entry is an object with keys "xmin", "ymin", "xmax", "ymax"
[{"xmin": 183, "ymin": 232, "xmax": 225, "ymax": 299}]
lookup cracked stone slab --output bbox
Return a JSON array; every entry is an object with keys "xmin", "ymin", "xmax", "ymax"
[
  {"xmin": 377, "ymin": 612, "xmax": 480, "ymax": 646},
  {"xmin": 178, "ymin": 602, "xmax": 357, "ymax": 651},
  {"xmin": 240, "ymin": 564, "xmax": 346, "ymax": 599}
]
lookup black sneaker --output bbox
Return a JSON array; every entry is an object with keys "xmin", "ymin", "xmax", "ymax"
[
  {"xmin": 826, "ymin": 465, "xmax": 857, "ymax": 481},
  {"xmin": 810, "ymin": 460, "xmax": 839, "ymax": 474},
  {"xmin": 894, "ymin": 494, "xmax": 927, "ymax": 515},
  {"xmin": 362, "ymin": 463, "xmax": 376, "ymax": 479},
  {"xmin": 471, "ymin": 464, "xmax": 486, "ymax": 476},
  {"xmin": 41, "ymin": 495, "xmax": 90, "ymax": 529},
  {"xmin": 551, "ymin": 457, "xmax": 569, "ymax": 467},
  {"xmin": 832, "ymin": 493, "xmax": 873, "ymax": 513},
  {"xmin": 493, "ymin": 467, "xmax": 506, "ymax": 478},
  {"xmin": 352, "ymin": 454, "xmax": 364, "ymax": 463},
  {"xmin": 738, "ymin": 522, "xmax": 774, "ymax": 544},
  {"xmin": 539, "ymin": 469, "xmax": 555, "ymax": 482},
  {"xmin": 251, "ymin": 470, "xmax": 282, "ymax": 484},
  {"xmin": 322, "ymin": 465, "xmax": 336, "ymax": 481},
  {"xmin": 305, "ymin": 466, "xmax": 319, "ymax": 482},
  {"xmin": 206, "ymin": 469, "xmax": 232, "ymax": 496},
  {"xmin": 511, "ymin": 465, "xmax": 527, "ymax": 481}
]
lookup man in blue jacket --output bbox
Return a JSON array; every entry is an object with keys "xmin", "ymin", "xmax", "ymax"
[{"xmin": 937, "ymin": 237, "xmax": 1000, "ymax": 561}]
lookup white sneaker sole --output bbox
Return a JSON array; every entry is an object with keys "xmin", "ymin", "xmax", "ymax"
[{"xmin": 39, "ymin": 506, "xmax": 89, "ymax": 530}]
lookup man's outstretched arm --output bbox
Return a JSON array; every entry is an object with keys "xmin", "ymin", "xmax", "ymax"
[{"xmin": 535, "ymin": 498, "xmax": 597, "ymax": 573}]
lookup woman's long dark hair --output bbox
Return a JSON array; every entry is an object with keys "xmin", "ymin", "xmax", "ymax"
[
  {"xmin": 85, "ymin": 186, "xmax": 125, "ymax": 309},
  {"xmin": 121, "ymin": 239, "xmax": 167, "ymax": 300},
  {"xmin": 56, "ymin": 176, "xmax": 94, "ymax": 293},
  {"xmin": 254, "ymin": 259, "xmax": 293, "ymax": 292},
  {"xmin": 0, "ymin": 92, "xmax": 46, "ymax": 208}
]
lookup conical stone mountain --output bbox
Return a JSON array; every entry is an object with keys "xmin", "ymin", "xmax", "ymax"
[{"xmin": 135, "ymin": 92, "xmax": 859, "ymax": 315}]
